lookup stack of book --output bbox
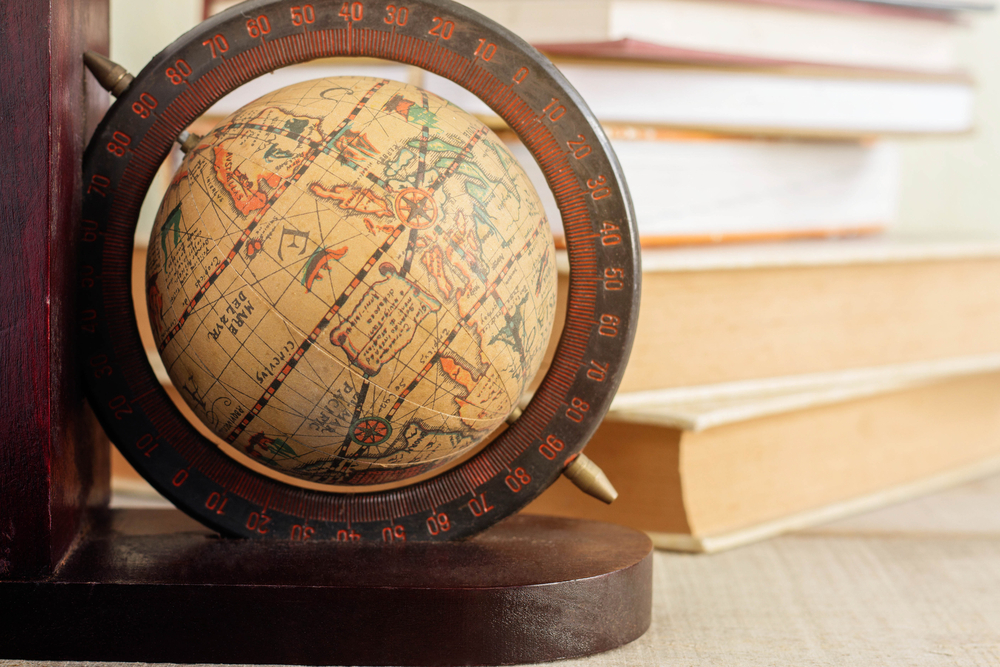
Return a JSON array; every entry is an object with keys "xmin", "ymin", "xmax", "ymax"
[
  {"xmin": 525, "ymin": 238, "xmax": 1000, "ymax": 551},
  {"xmin": 426, "ymin": 0, "xmax": 981, "ymax": 244}
]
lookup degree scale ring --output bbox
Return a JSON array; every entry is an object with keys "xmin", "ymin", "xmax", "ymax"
[{"xmin": 80, "ymin": 0, "xmax": 640, "ymax": 541}]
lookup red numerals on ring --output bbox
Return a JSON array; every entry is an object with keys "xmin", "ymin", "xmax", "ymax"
[
  {"xmin": 165, "ymin": 59, "xmax": 191, "ymax": 85},
  {"xmin": 246, "ymin": 511, "xmax": 271, "ymax": 534},
  {"xmin": 539, "ymin": 434, "xmax": 565, "ymax": 460},
  {"xmin": 290, "ymin": 524, "xmax": 315, "ymax": 540},
  {"xmin": 291, "ymin": 5, "xmax": 316, "ymax": 25},
  {"xmin": 566, "ymin": 397, "xmax": 590, "ymax": 423},
  {"xmin": 80, "ymin": 309, "xmax": 97, "ymax": 334},
  {"xmin": 467, "ymin": 493, "xmax": 494, "ymax": 516},
  {"xmin": 135, "ymin": 433, "xmax": 159, "ymax": 458},
  {"xmin": 603, "ymin": 267, "xmax": 625, "ymax": 291},
  {"xmin": 108, "ymin": 394, "xmax": 133, "ymax": 420},
  {"xmin": 474, "ymin": 39, "xmax": 496, "ymax": 61},
  {"xmin": 587, "ymin": 175, "xmax": 612, "ymax": 200},
  {"xmin": 131, "ymin": 92, "xmax": 158, "ymax": 119},
  {"xmin": 599, "ymin": 220, "xmax": 622, "ymax": 246},
  {"xmin": 385, "ymin": 4, "xmax": 407, "ymax": 25},
  {"xmin": 504, "ymin": 467, "xmax": 532, "ymax": 492},
  {"xmin": 81, "ymin": 220, "xmax": 100, "ymax": 243},
  {"xmin": 205, "ymin": 491, "xmax": 228, "ymax": 515},
  {"xmin": 382, "ymin": 524, "xmax": 406, "ymax": 542},
  {"xmin": 246, "ymin": 15, "xmax": 272, "ymax": 37},
  {"xmin": 586, "ymin": 360, "xmax": 609, "ymax": 382},
  {"xmin": 87, "ymin": 174, "xmax": 110, "ymax": 197},
  {"xmin": 106, "ymin": 130, "xmax": 130, "ymax": 157},
  {"xmin": 426, "ymin": 512, "xmax": 451, "ymax": 535},
  {"xmin": 80, "ymin": 264, "xmax": 95, "ymax": 288},
  {"xmin": 340, "ymin": 2, "xmax": 363, "ymax": 21},
  {"xmin": 429, "ymin": 16, "xmax": 454, "ymax": 39},
  {"xmin": 541, "ymin": 98, "xmax": 566, "ymax": 122},
  {"xmin": 89, "ymin": 353, "xmax": 112, "ymax": 378},
  {"xmin": 567, "ymin": 135, "xmax": 592, "ymax": 159},
  {"xmin": 202, "ymin": 34, "xmax": 229, "ymax": 58},
  {"xmin": 598, "ymin": 314, "xmax": 620, "ymax": 337}
]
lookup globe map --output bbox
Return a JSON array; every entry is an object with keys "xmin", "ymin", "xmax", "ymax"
[{"xmin": 146, "ymin": 76, "xmax": 557, "ymax": 486}]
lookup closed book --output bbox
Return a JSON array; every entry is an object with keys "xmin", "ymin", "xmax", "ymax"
[
  {"xmin": 504, "ymin": 129, "xmax": 898, "ymax": 245},
  {"xmin": 526, "ymin": 369, "xmax": 1000, "ymax": 552},
  {"xmin": 462, "ymin": 0, "xmax": 963, "ymax": 73},
  {"xmin": 424, "ymin": 59, "xmax": 974, "ymax": 136},
  {"xmin": 541, "ymin": 237, "xmax": 1000, "ymax": 396}
]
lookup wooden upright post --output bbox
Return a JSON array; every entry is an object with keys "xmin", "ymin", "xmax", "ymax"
[{"xmin": 0, "ymin": 0, "xmax": 110, "ymax": 579}]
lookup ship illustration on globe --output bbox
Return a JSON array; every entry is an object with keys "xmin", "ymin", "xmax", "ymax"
[{"xmin": 146, "ymin": 75, "xmax": 558, "ymax": 487}]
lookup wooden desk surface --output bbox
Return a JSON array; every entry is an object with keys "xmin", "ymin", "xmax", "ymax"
[{"xmin": 5, "ymin": 474, "xmax": 1000, "ymax": 666}]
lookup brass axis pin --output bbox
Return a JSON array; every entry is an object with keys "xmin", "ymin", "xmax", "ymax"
[
  {"xmin": 563, "ymin": 453, "xmax": 618, "ymax": 504},
  {"xmin": 505, "ymin": 407, "xmax": 618, "ymax": 504},
  {"xmin": 83, "ymin": 51, "xmax": 134, "ymax": 98},
  {"xmin": 84, "ymin": 51, "xmax": 202, "ymax": 153}
]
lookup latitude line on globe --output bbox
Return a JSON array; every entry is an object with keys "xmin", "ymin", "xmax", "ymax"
[
  {"xmin": 328, "ymin": 89, "xmax": 438, "ymax": 458},
  {"xmin": 320, "ymin": 224, "xmax": 549, "ymax": 478},
  {"xmin": 327, "ymin": 124, "xmax": 517, "ymax": 468},
  {"xmin": 327, "ymin": 122, "xmax": 492, "ymax": 461},
  {"xmin": 326, "ymin": 229, "xmax": 543, "ymax": 474},
  {"xmin": 201, "ymin": 122, "xmax": 425, "ymax": 449},
  {"xmin": 382, "ymin": 216, "xmax": 549, "ymax": 424},
  {"xmin": 365, "ymin": 123, "xmax": 494, "ymax": 421},
  {"xmin": 225, "ymin": 222, "xmax": 407, "ymax": 443},
  {"xmin": 226, "ymin": 122, "xmax": 511, "ymax": 452},
  {"xmin": 395, "ymin": 92, "xmax": 433, "ymax": 280},
  {"xmin": 157, "ymin": 79, "xmax": 388, "ymax": 354},
  {"xmin": 427, "ymin": 126, "xmax": 489, "ymax": 194},
  {"xmin": 413, "ymin": 92, "xmax": 432, "ymax": 190}
]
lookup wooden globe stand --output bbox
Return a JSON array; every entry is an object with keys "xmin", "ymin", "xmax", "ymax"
[
  {"xmin": 3, "ymin": 511, "xmax": 651, "ymax": 665},
  {"xmin": 0, "ymin": 0, "xmax": 649, "ymax": 664}
]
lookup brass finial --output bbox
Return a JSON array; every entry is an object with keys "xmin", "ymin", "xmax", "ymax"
[
  {"xmin": 83, "ymin": 51, "xmax": 134, "ymax": 97},
  {"xmin": 563, "ymin": 453, "xmax": 618, "ymax": 504}
]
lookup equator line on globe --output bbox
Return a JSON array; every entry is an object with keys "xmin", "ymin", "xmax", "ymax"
[{"xmin": 147, "ymin": 75, "xmax": 557, "ymax": 487}]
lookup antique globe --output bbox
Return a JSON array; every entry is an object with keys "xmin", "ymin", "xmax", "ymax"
[{"xmin": 146, "ymin": 76, "xmax": 557, "ymax": 487}]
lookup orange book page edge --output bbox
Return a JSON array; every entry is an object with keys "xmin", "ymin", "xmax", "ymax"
[{"xmin": 552, "ymin": 224, "xmax": 886, "ymax": 249}]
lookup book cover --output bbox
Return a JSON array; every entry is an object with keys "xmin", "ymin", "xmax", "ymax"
[
  {"xmin": 540, "ymin": 238, "xmax": 1000, "ymax": 394},
  {"xmin": 527, "ymin": 370, "xmax": 1000, "ymax": 552}
]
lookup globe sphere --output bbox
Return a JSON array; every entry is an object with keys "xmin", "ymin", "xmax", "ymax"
[{"xmin": 146, "ymin": 76, "xmax": 557, "ymax": 486}]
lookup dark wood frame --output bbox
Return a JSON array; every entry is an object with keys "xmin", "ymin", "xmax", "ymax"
[{"xmin": 0, "ymin": 0, "xmax": 110, "ymax": 581}]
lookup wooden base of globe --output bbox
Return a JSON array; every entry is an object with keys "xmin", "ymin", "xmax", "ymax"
[{"xmin": 0, "ymin": 509, "xmax": 652, "ymax": 665}]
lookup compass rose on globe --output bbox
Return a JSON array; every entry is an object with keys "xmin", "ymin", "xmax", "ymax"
[{"xmin": 394, "ymin": 187, "xmax": 438, "ymax": 228}]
